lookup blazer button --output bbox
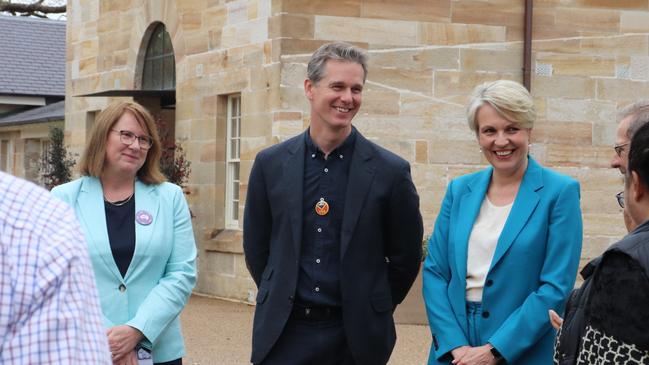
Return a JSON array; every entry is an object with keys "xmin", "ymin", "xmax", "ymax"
[
  {"xmin": 288, "ymin": 295, "xmax": 294, "ymax": 303},
  {"xmin": 482, "ymin": 311, "xmax": 490, "ymax": 318},
  {"xmin": 119, "ymin": 284, "xmax": 126, "ymax": 292},
  {"xmin": 486, "ymin": 279, "xmax": 493, "ymax": 287}
]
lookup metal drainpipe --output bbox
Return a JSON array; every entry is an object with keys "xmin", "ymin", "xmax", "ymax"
[{"xmin": 523, "ymin": 0, "xmax": 533, "ymax": 91}]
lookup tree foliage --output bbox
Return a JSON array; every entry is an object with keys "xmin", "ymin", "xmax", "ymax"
[
  {"xmin": 155, "ymin": 116, "xmax": 192, "ymax": 191},
  {"xmin": 40, "ymin": 126, "xmax": 76, "ymax": 190},
  {"xmin": 0, "ymin": 0, "xmax": 66, "ymax": 18}
]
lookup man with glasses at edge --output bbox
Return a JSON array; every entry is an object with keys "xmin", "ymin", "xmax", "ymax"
[{"xmin": 551, "ymin": 101, "xmax": 649, "ymax": 364}]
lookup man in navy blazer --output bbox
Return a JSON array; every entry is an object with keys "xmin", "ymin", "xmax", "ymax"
[{"xmin": 243, "ymin": 42, "xmax": 424, "ymax": 365}]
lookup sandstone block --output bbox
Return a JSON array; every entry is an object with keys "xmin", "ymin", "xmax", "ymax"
[
  {"xmin": 314, "ymin": 15, "xmax": 418, "ymax": 46},
  {"xmin": 621, "ymin": 10, "xmax": 649, "ymax": 32},
  {"xmin": 596, "ymin": 78, "xmax": 649, "ymax": 101},
  {"xmin": 460, "ymin": 48, "xmax": 522, "ymax": 73},
  {"xmin": 428, "ymin": 139, "xmax": 482, "ymax": 165},
  {"xmin": 536, "ymin": 53, "xmax": 615, "ymax": 77},
  {"xmin": 546, "ymin": 98, "xmax": 616, "ymax": 124},
  {"xmin": 369, "ymin": 48, "xmax": 459, "ymax": 71},
  {"xmin": 629, "ymin": 56, "xmax": 649, "ymax": 81},
  {"xmin": 370, "ymin": 67, "xmax": 433, "ymax": 95},
  {"xmin": 434, "ymin": 71, "xmax": 518, "ymax": 97},
  {"xmin": 580, "ymin": 35, "xmax": 649, "ymax": 57},
  {"xmin": 532, "ymin": 120, "xmax": 592, "ymax": 146},
  {"xmin": 418, "ymin": 23, "xmax": 506, "ymax": 46},
  {"xmin": 281, "ymin": 0, "xmax": 361, "ymax": 17},
  {"xmin": 361, "ymin": 0, "xmax": 450, "ymax": 23},
  {"xmin": 268, "ymin": 13, "xmax": 314, "ymax": 39},
  {"xmin": 555, "ymin": 8, "xmax": 620, "ymax": 34},
  {"xmin": 546, "ymin": 144, "xmax": 613, "ymax": 168},
  {"xmin": 583, "ymin": 213, "xmax": 627, "ymax": 237},
  {"xmin": 531, "ymin": 75, "xmax": 596, "ymax": 99},
  {"xmin": 221, "ymin": 18, "xmax": 268, "ymax": 48}
]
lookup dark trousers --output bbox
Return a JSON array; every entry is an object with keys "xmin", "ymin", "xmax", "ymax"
[
  {"xmin": 155, "ymin": 359, "xmax": 182, "ymax": 365},
  {"xmin": 259, "ymin": 317, "xmax": 356, "ymax": 365}
]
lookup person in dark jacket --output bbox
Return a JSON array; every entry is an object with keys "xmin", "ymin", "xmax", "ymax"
[
  {"xmin": 554, "ymin": 121, "xmax": 649, "ymax": 364},
  {"xmin": 552, "ymin": 102, "xmax": 649, "ymax": 364}
]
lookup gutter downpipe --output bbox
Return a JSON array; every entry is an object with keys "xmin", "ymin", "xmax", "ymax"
[{"xmin": 523, "ymin": 0, "xmax": 533, "ymax": 91}]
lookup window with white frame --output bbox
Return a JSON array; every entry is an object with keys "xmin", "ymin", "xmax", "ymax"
[{"xmin": 225, "ymin": 94, "xmax": 241, "ymax": 229}]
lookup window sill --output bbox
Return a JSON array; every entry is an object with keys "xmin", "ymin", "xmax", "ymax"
[{"xmin": 204, "ymin": 229, "xmax": 243, "ymax": 254}]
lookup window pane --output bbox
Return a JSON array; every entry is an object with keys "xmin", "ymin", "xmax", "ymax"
[
  {"xmin": 231, "ymin": 139, "xmax": 240, "ymax": 159},
  {"xmin": 233, "ymin": 181, "xmax": 239, "ymax": 200},
  {"xmin": 151, "ymin": 28, "xmax": 163, "ymax": 56},
  {"xmin": 163, "ymin": 56, "xmax": 175, "ymax": 89},
  {"xmin": 231, "ymin": 201, "xmax": 239, "ymax": 221},
  {"xmin": 163, "ymin": 31, "xmax": 173, "ymax": 55},
  {"xmin": 143, "ymin": 60, "xmax": 153, "ymax": 89},
  {"xmin": 152, "ymin": 59, "xmax": 162, "ymax": 89}
]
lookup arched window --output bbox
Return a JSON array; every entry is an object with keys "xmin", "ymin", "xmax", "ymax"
[{"xmin": 142, "ymin": 24, "xmax": 175, "ymax": 90}]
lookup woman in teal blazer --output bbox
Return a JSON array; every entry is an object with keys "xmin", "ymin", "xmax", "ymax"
[
  {"xmin": 423, "ymin": 81, "xmax": 582, "ymax": 365},
  {"xmin": 52, "ymin": 101, "xmax": 196, "ymax": 365}
]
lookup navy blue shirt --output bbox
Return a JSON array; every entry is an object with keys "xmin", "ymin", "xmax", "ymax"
[
  {"xmin": 295, "ymin": 128, "xmax": 356, "ymax": 307},
  {"xmin": 105, "ymin": 196, "xmax": 135, "ymax": 278}
]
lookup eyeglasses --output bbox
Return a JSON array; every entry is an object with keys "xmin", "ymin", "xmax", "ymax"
[
  {"xmin": 616, "ymin": 191, "xmax": 625, "ymax": 208},
  {"xmin": 614, "ymin": 142, "xmax": 630, "ymax": 157},
  {"xmin": 111, "ymin": 129, "xmax": 153, "ymax": 150}
]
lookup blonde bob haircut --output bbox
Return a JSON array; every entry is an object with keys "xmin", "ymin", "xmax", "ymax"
[
  {"xmin": 466, "ymin": 80, "xmax": 536, "ymax": 132},
  {"xmin": 79, "ymin": 101, "xmax": 166, "ymax": 185}
]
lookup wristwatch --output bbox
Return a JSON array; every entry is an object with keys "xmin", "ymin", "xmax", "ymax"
[{"xmin": 490, "ymin": 346, "xmax": 503, "ymax": 363}]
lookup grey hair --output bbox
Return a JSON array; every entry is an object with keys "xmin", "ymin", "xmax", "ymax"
[
  {"xmin": 619, "ymin": 101, "xmax": 649, "ymax": 139},
  {"xmin": 466, "ymin": 80, "xmax": 536, "ymax": 132},
  {"xmin": 307, "ymin": 42, "xmax": 368, "ymax": 84}
]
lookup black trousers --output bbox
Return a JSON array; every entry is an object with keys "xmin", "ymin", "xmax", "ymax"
[
  {"xmin": 259, "ymin": 317, "xmax": 356, "ymax": 365},
  {"xmin": 155, "ymin": 359, "xmax": 182, "ymax": 365}
]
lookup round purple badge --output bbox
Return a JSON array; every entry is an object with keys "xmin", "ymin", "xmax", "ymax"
[{"xmin": 136, "ymin": 210, "xmax": 153, "ymax": 226}]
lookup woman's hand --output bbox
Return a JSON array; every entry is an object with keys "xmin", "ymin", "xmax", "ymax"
[
  {"xmin": 107, "ymin": 325, "xmax": 144, "ymax": 362},
  {"xmin": 452, "ymin": 345, "xmax": 498, "ymax": 365},
  {"xmin": 549, "ymin": 309, "xmax": 564, "ymax": 330},
  {"xmin": 451, "ymin": 346, "xmax": 471, "ymax": 361}
]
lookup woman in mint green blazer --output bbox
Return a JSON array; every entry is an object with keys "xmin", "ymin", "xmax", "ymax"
[
  {"xmin": 423, "ymin": 81, "xmax": 582, "ymax": 365},
  {"xmin": 52, "ymin": 101, "xmax": 196, "ymax": 365}
]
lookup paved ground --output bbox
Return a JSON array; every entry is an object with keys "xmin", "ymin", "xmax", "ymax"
[{"xmin": 181, "ymin": 295, "xmax": 431, "ymax": 365}]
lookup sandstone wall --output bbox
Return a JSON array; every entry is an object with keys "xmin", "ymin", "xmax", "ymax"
[{"xmin": 66, "ymin": 0, "xmax": 649, "ymax": 301}]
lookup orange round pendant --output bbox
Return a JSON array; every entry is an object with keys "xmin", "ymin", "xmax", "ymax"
[{"xmin": 315, "ymin": 198, "xmax": 330, "ymax": 216}]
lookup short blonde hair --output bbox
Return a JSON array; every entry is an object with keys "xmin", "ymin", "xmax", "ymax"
[
  {"xmin": 466, "ymin": 80, "xmax": 536, "ymax": 132},
  {"xmin": 79, "ymin": 101, "xmax": 165, "ymax": 185}
]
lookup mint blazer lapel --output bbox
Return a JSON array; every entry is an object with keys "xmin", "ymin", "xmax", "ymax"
[
  {"xmin": 77, "ymin": 177, "xmax": 122, "ymax": 282},
  {"xmin": 454, "ymin": 168, "xmax": 491, "ymax": 282},
  {"xmin": 285, "ymin": 134, "xmax": 305, "ymax": 258},
  {"xmin": 489, "ymin": 157, "xmax": 543, "ymax": 271},
  {"xmin": 126, "ymin": 180, "xmax": 160, "ymax": 280},
  {"xmin": 340, "ymin": 133, "xmax": 375, "ymax": 260}
]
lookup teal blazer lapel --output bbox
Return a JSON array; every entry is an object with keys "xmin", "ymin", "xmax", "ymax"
[
  {"xmin": 285, "ymin": 133, "xmax": 305, "ymax": 258},
  {"xmin": 455, "ymin": 168, "xmax": 491, "ymax": 281},
  {"xmin": 489, "ymin": 157, "xmax": 543, "ymax": 271},
  {"xmin": 126, "ymin": 180, "xmax": 160, "ymax": 280},
  {"xmin": 77, "ymin": 177, "xmax": 122, "ymax": 282},
  {"xmin": 341, "ymin": 133, "xmax": 375, "ymax": 259}
]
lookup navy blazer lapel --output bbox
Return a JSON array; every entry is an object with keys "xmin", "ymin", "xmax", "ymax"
[
  {"xmin": 341, "ymin": 132, "xmax": 375, "ymax": 260},
  {"xmin": 454, "ymin": 168, "xmax": 491, "ymax": 281},
  {"xmin": 285, "ymin": 132, "xmax": 305, "ymax": 258},
  {"xmin": 489, "ymin": 157, "xmax": 543, "ymax": 270}
]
